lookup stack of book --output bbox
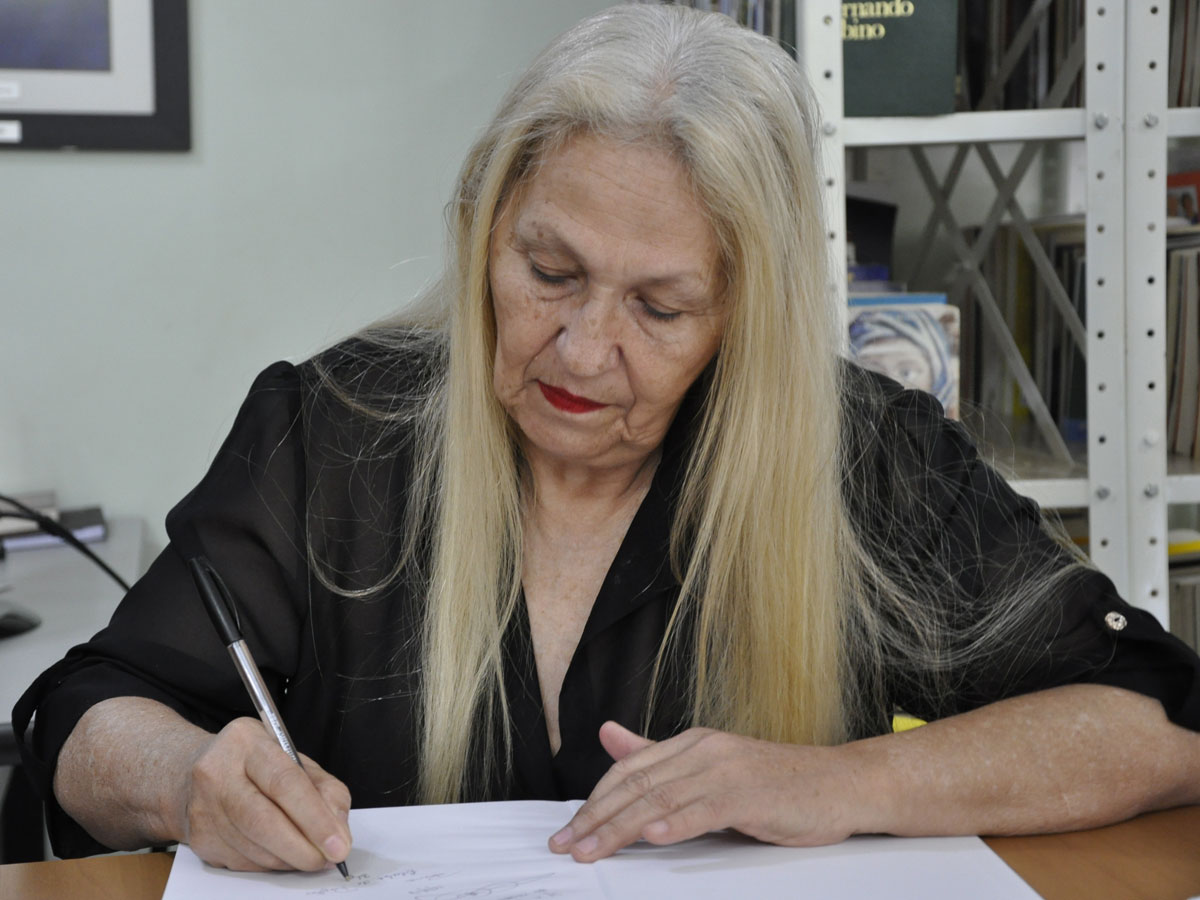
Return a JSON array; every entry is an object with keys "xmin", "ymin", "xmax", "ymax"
[
  {"xmin": 0, "ymin": 490, "xmax": 108, "ymax": 552},
  {"xmin": 962, "ymin": 208, "xmax": 1200, "ymax": 463},
  {"xmin": 631, "ymin": 0, "xmax": 794, "ymax": 47},
  {"xmin": 1169, "ymin": 528, "xmax": 1200, "ymax": 653},
  {"xmin": 644, "ymin": 1, "xmax": 1090, "ymax": 116},
  {"xmin": 1166, "ymin": 225, "xmax": 1200, "ymax": 460},
  {"xmin": 969, "ymin": 216, "xmax": 1088, "ymax": 447},
  {"xmin": 1168, "ymin": 171, "xmax": 1200, "ymax": 226},
  {"xmin": 0, "ymin": 490, "xmax": 58, "ymax": 536},
  {"xmin": 1170, "ymin": 0, "xmax": 1200, "ymax": 108},
  {"xmin": 968, "ymin": 0, "xmax": 1085, "ymax": 111},
  {"xmin": 843, "ymin": 0, "xmax": 1084, "ymax": 116}
]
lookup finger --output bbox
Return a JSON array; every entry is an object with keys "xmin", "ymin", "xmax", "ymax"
[
  {"xmin": 586, "ymin": 728, "xmax": 708, "ymax": 805},
  {"xmin": 215, "ymin": 813, "xmax": 294, "ymax": 871},
  {"xmin": 597, "ymin": 721, "xmax": 654, "ymax": 762},
  {"xmin": 188, "ymin": 816, "xmax": 288, "ymax": 872},
  {"xmin": 302, "ymin": 757, "xmax": 353, "ymax": 823},
  {"xmin": 640, "ymin": 792, "xmax": 844, "ymax": 850},
  {"xmin": 185, "ymin": 730, "xmax": 303, "ymax": 870},
  {"xmin": 568, "ymin": 773, "xmax": 723, "ymax": 861},
  {"xmin": 550, "ymin": 731, "xmax": 711, "ymax": 854},
  {"xmin": 639, "ymin": 796, "xmax": 732, "ymax": 846},
  {"xmin": 312, "ymin": 774, "xmax": 354, "ymax": 849},
  {"xmin": 224, "ymin": 777, "xmax": 331, "ymax": 871},
  {"xmin": 244, "ymin": 746, "xmax": 351, "ymax": 866},
  {"xmin": 185, "ymin": 720, "xmax": 351, "ymax": 871}
]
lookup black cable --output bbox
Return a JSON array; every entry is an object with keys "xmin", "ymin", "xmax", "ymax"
[{"xmin": 0, "ymin": 494, "xmax": 131, "ymax": 593}]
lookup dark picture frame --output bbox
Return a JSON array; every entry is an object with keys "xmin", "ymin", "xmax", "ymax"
[{"xmin": 0, "ymin": 0, "xmax": 190, "ymax": 151}]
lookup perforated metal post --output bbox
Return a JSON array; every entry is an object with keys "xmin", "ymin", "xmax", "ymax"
[
  {"xmin": 1123, "ymin": 2, "xmax": 1169, "ymax": 623},
  {"xmin": 1084, "ymin": 0, "xmax": 1130, "ymax": 597},
  {"xmin": 798, "ymin": 0, "xmax": 848, "ymax": 344}
]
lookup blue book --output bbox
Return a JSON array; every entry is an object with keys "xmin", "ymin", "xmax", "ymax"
[
  {"xmin": 848, "ymin": 292, "xmax": 947, "ymax": 307},
  {"xmin": 848, "ymin": 262, "xmax": 891, "ymax": 282}
]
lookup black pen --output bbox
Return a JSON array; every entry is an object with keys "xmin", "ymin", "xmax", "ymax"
[{"xmin": 188, "ymin": 556, "xmax": 351, "ymax": 880}]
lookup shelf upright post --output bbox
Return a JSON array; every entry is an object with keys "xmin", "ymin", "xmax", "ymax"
[
  {"xmin": 797, "ymin": 0, "xmax": 848, "ymax": 341},
  {"xmin": 1122, "ymin": 2, "xmax": 1169, "ymax": 624},
  {"xmin": 1084, "ymin": 0, "xmax": 1130, "ymax": 596}
]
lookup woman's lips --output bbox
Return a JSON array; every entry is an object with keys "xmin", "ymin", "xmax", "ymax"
[{"xmin": 538, "ymin": 381, "xmax": 606, "ymax": 413}]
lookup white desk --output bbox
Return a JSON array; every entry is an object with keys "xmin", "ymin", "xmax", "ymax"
[
  {"xmin": 0, "ymin": 517, "xmax": 145, "ymax": 862},
  {"xmin": 1, "ymin": 517, "xmax": 146, "ymax": 747}
]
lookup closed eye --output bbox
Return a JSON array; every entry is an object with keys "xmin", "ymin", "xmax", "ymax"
[
  {"xmin": 530, "ymin": 263, "xmax": 570, "ymax": 285},
  {"xmin": 641, "ymin": 300, "xmax": 681, "ymax": 322}
]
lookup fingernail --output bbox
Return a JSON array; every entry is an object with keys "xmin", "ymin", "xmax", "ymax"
[
  {"xmin": 645, "ymin": 820, "xmax": 668, "ymax": 838},
  {"xmin": 324, "ymin": 835, "xmax": 348, "ymax": 859},
  {"xmin": 550, "ymin": 827, "xmax": 573, "ymax": 847},
  {"xmin": 575, "ymin": 835, "xmax": 598, "ymax": 854}
]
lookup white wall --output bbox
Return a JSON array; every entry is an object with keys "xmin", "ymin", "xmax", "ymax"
[{"xmin": 0, "ymin": 1, "xmax": 610, "ymax": 551}]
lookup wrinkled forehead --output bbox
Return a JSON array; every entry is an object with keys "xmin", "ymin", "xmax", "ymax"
[{"xmin": 495, "ymin": 127, "xmax": 694, "ymax": 220}]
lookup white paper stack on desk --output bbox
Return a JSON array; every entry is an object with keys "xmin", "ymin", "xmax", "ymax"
[
  {"xmin": 162, "ymin": 800, "xmax": 1042, "ymax": 900},
  {"xmin": 0, "ymin": 490, "xmax": 58, "ymax": 536}
]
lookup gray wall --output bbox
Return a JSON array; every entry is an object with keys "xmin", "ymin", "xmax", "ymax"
[{"xmin": 0, "ymin": 1, "xmax": 610, "ymax": 550}]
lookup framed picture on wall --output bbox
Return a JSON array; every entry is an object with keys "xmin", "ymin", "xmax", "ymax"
[{"xmin": 0, "ymin": 0, "xmax": 190, "ymax": 151}]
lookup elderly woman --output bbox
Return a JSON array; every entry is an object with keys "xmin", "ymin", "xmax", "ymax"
[{"xmin": 16, "ymin": 4, "xmax": 1200, "ymax": 873}]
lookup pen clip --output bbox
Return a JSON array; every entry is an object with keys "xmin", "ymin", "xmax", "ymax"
[{"xmin": 188, "ymin": 556, "xmax": 243, "ymax": 648}]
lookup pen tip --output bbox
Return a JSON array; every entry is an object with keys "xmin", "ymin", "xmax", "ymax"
[{"xmin": 338, "ymin": 861, "xmax": 350, "ymax": 880}]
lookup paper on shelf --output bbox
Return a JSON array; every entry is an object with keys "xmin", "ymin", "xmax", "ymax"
[{"xmin": 161, "ymin": 800, "xmax": 1041, "ymax": 899}]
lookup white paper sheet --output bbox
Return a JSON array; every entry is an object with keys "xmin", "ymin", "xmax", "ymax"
[
  {"xmin": 161, "ymin": 800, "xmax": 1042, "ymax": 899},
  {"xmin": 163, "ymin": 801, "xmax": 601, "ymax": 899}
]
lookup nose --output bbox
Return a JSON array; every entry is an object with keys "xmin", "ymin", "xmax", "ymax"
[{"xmin": 556, "ymin": 290, "xmax": 622, "ymax": 376}]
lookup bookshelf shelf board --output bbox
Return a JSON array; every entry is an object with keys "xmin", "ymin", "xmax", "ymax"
[
  {"xmin": 1166, "ymin": 459, "xmax": 1200, "ymax": 504},
  {"xmin": 972, "ymin": 426, "xmax": 1088, "ymax": 509},
  {"xmin": 1166, "ymin": 108, "xmax": 1200, "ymax": 139},
  {"xmin": 1008, "ymin": 477, "xmax": 1090, "ymax": 509},
  {"xmin": 842, "ymin": 109, "xmax": 1086, "ymax": 147}
]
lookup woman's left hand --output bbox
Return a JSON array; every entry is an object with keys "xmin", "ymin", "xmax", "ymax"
[
  {"xmin": 548, "ymin": 721, "xmax": 867, "ymax": 861},
  {"xmin": 549, "ymin": 687, "xmax": 1200, "ymax": 862}
]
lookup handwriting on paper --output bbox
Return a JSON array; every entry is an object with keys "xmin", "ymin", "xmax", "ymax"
[{"xmin": 304, "ymin": 866, "xmax": 561, "ymax": 899}]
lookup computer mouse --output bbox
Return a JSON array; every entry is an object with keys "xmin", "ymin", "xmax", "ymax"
[{"xmin": 0, "ymin": 600, "xmax": 41, "ymax": 637}]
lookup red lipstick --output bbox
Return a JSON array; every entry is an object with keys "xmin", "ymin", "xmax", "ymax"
[{"xmin": 538, "ymin": 381, "xmax": 606, "ymax": 413}]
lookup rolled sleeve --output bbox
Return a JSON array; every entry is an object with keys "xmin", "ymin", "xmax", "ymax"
[{"xmin": 853, "ymin": 371, "xmax": 1200, "ymax": 732}]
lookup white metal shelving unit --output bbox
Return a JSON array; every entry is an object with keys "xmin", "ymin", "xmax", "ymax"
[
  {"xmin": 1123, "ymin": 3, "xmax": 1167, "ymax": 621},
  {"xmin": 799, "ymin": 1, "xmax": 1186, "ymax": 622},
  {"xmin": 842, "ymin": 109, "xmax": 1087, "ymax": 146}
]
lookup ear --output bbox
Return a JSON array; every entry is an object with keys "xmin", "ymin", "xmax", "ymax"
[{"xmin": 598, "ymin": 720, "xmax": 655, "ymax": 762}]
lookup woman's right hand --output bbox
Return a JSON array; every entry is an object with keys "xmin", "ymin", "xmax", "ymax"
[
  {"xmin": 176, "ymin": 717, "xmax": 353, "ymax": 872},
  {"xmin": 55, "ymin": 697, "xmax": 352, "ymax": 869}
]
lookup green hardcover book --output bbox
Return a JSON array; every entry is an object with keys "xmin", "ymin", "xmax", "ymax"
[{"xmin": 842, "ymin": 0, "xmax": 958, "ymax": 117}]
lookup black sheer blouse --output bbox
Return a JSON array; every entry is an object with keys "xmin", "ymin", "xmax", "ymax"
[{"xmin": 15, "ymin": 345, "xmax": 1200, "ymax": 858}]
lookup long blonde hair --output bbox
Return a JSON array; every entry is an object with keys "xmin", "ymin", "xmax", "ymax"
[{"xmin": 313, "ymin": 4, "xmax": 1093, "ymax": 804}]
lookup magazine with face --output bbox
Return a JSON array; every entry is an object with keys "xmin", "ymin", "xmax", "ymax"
[{"xmin": 848, "ymin": 302, "xmax": 961, "ymax": 420}]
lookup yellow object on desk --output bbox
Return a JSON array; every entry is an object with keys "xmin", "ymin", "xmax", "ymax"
[{"xmin": 892, "ymin": 713, "xmax": 926, "ymax": 733}]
